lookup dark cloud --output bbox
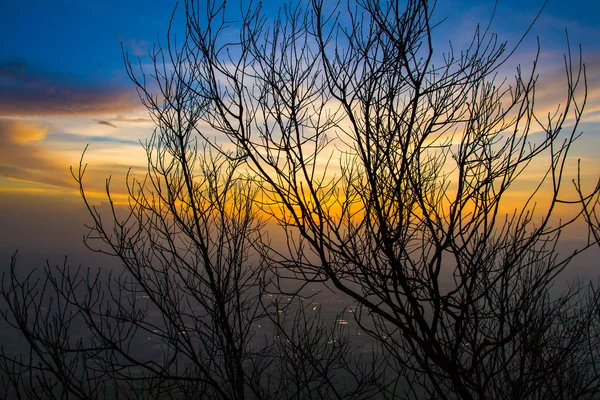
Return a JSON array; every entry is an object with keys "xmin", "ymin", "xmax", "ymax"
[
  {"xmin": 0, "ymin": 62, "xmax": 140, "ymax": 117},
  {"xmin": 96, "ymin": 120, "xmax": 117, "ymax": 128}
]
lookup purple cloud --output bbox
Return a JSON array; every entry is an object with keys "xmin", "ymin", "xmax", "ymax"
[{"xmin": 0, "ymin": 62, "xmax": 140, "ymax": 117}]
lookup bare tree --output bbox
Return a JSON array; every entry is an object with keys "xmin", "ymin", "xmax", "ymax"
[
  {"xmin": 0, "ymin": 22, "xmax": 378, "ymax": 399},
  {"xmin": 2, "ymin": 0, "xmax": 600, "ymax": 399},
  {"xmin": 155, "ymin": 0, "xmax": 600, "ymax": 398}
]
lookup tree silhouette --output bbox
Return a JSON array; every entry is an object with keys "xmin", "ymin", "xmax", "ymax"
[{"xmin": 2, "ymin": 0, "xmax": 600, "ymax": 399}]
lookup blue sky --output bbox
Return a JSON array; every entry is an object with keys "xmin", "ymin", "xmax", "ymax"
[
  {"xmin": 0, "ymin": 0, "xmax": 599, "ymax": 266},
  {"xmin": 2, "ymin": 0, "xmax": 599, "ymax": 90}
]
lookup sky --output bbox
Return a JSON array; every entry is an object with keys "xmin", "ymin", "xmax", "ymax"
[{"xmin": 0, "ymin": 0, "xmax": 600, "ymax": 274}]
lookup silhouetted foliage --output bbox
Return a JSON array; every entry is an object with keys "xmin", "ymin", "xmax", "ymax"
[{"xmin": 2, "ymin": 0, "xmax": 600, "ymax": 399}]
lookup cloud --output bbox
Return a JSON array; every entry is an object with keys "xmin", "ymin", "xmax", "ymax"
[
  {"xmin": 123, "ymin": 38, "xmax": 150, "ymax": 57},
  {"xmin": 96, "ymin": 120, "xmax": 117, "ymax": 128},
  {"xmin": 0, "ymin": 118, "xmax": 73, "ymax": 187},
  {"xmin": 0, "ymin": 62, "xmax": 141, "ymax": 117},
  {"xmin": 0, "ymin": 120, "xmax": 145, "ymax": 193},
  {"xmin": 111, "ymin": 116, "xmax": 152, "ymax": 123},
  {"xmin": 47, "ymin": 132, "xmax": 139, "ymax": 146},
  {"xmin": 529, "ymin": 52, "xmax": 600, "ymax": 125},
  {"xmin": 2, "ymin": 120, "xmax": 49, "ymax": 143}
]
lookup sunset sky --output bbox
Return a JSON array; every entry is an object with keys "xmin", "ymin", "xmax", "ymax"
[{"xmin": 1, "ymin": 0, "xmax": 600, "ymax": 270}]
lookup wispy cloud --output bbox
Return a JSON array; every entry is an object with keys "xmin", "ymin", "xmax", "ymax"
[
  {"xmin": 514, "ymin": 51, "xmax": 600, "ymax": 130},
  {"xmin": 122, "ymin": 38, "xmax": 150, "ymax": 57},
  {"xmin": 0, "ymin": 118, "xmax": 73, "ymax": 187},
  {"xmin": 111, "ymin": 116, "xmax": 152, "ymax": 124},
  {"xmin": 0, "ymin": 62, "xmax": 140, "ymax": 117},
  {"xmin": 0, "ymin": 118, "xmax": 148, "ymax": 195},
  {"xmin": 47, "ymin": 132, "xmax": 139, "ymax": 146},
  {"xmin": 95, "ymin": 120, "xmax": 117, "ymax": 128}
]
